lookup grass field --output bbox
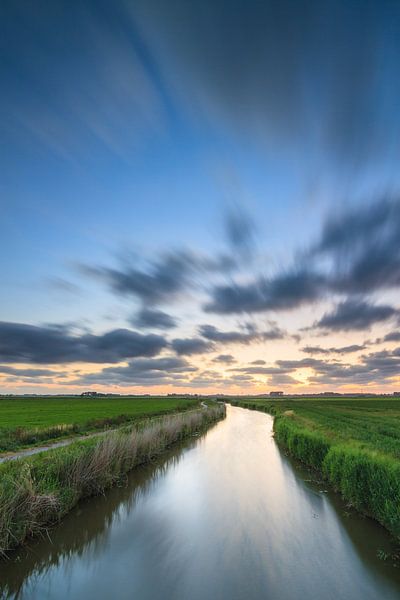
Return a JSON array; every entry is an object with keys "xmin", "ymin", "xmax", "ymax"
[
  {"xmin": 230, "ymin": 397, "xmax": 400, "ymax": 538},
  {"xmin": 0, "ymin": 396, "xmax": 199, "ymax": 452}
]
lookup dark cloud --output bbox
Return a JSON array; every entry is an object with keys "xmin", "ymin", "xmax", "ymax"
[
  {"xmin": 83, "ymin": 251, "xmax": 195, "ymax": 305},
  {"xmin": 131, "ymin": 308, "xmax": 177, "ymax": 329},
  {"xmin": 0, "ymin": 365, "xmax": 62, "ymax": 377},
  {"xmin": 205, "ymin": 198, "xmax": 400, "ymax": 318},
  {"xmin": 199, "ymin": 324, "xmax": 255, "ymax": 344},
  {"xmin": 212, "ymin": 354, "xmax": 236, "ymax": 364},
  {"xmin": 73, "ymin": 356, "xmax": 197, "ymax": 386},
  {"xmin": 302, "ymin": 344, "xmax": 366, "ymax": 355},
  {"xmin": 0, "ymin": 321, "xmax": 167, "ymax": 364},
  {"xmin": 384, "ymin": 331, "xmax": 400, "ymax": 343},
  {"xmin": 275, "ymin": 358, "xmax": 327, "ymax": 370},
  {"xmin": 205, "ymin": 270, "xmax": 325, "ymax": 314},
  {"xmin": 316, "ymin": 200, "xmax": 400, "ymax": 255},
  {"xmin": 171, "ymin": 337, "xmax": 214, "ymax": 356},
  {"xmin": 301, "ymin": 345, "xmax": 331, "ymax": 355},
  {"xmin": 316, "ymin": 299, "xmax": 398, "ymax": 331},
  {"xmin": 82, "ymin": 246, "xmax": 239, "ymax": 310},
  {"xmin": 199, "ymin": 323, "xmax": 285, "ymax": 343},
  {"xmin": 251, "ymin": 359, "xmax": 266, "ymax": 365},
  {"xmin": 315, "ymin": 199, "xmax": 400, "ymax": 295}
]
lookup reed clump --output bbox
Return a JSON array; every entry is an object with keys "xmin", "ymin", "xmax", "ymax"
[{"xmin": 0, "ymin": 405, "xmax": 225, "ymax": 556}]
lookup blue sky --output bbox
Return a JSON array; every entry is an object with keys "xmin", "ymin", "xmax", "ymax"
[{"xmin": 1, "ymin": 0, "xmax": 400, "ymax": 394}]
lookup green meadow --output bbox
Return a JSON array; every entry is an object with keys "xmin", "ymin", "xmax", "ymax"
[
  {"xmin": 0, "ymin": 396, "xmax": 199, "ymax": 452},
  {"xmin": 231, "ymin": 396, "xmax": 400, "ymax": 538}
]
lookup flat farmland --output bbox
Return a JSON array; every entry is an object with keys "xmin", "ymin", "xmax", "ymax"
[{"xmin": 0, "ymin": 396, "xmax": 199, "ymax": 451}]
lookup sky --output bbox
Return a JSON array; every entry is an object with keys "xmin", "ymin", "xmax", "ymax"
[{"xmin": 1, "ymin": 0, "xmax": 400, "ymax": 395}]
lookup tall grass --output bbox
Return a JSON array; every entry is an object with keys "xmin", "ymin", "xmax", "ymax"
[{"xmin": 0, "ymin": 404, "xmax": 225, "ymax": 556}]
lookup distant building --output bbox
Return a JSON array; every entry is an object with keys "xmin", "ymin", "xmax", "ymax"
[
  {"xmin": 269, "ymin": 391, "xmax": 284, "ymax": 397},
  {"xmin": 81, "ymin": 391, "xmax": 105, "ymax": 397}
]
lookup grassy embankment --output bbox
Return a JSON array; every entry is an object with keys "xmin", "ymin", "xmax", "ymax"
[
  {"xmin": 0, "ymin": 403, "xmax": 225, "ymax": 556},
  {"xmin": 0, "ymin": 396, "xmax": 199, "ymax": 452},
  {"xmin": 231, "ymin": 397, "xmax": 400, "ymax": 538}
]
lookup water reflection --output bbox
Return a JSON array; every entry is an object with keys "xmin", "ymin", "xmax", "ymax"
[
  {"xmin": 0, "ymin": 438, "xmax": 200, "ymax": 599},
  {"xmin": 0, "ymin": 406, "xmax": 399, "ymax": 600}
]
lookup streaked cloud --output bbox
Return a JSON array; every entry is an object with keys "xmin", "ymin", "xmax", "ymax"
[{"xmin": 0, "ymin": 322, "xmax": 167, "ymax": 364}]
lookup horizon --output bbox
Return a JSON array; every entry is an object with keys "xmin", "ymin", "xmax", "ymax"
[{"xmin": 2, "ymin": 0, "xmax": 400, "ymax": 395}]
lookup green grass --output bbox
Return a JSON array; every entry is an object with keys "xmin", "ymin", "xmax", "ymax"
[
  {"xmin": 230, "ymin": 397, "xmax": 400, "ymax": 538},
  {"xmin": 0, "ymin": 396, "xmax": 199, "ymax": 452}
]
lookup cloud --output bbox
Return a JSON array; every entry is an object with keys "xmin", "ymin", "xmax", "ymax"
[
  {"xmin": 83, "ymin": 251, "xmax": 195, "ymax": 305},
  {"xmin": 171, "ymin": 337, "xmax": 214, "ymax": 356},
  {"xmin": 384, "ymin": 331, "xmax": 400, "ymax": 343},
  {"xmin": 199, "ymin": 323, "xmax": 285, "ymax": 343},
  {"xmin": 205, "ymin": 270, "xmax": 325, "ymax": 314},
  {"xmin": 199, "ymin": 324, "xmax": 255, "ymax": 344},
  {"xmin": 82, "ymin": 246, "xmax": 238, "ymax": 310},
  {"xmin": 212, "ymin": 354, "xmax": 236, "ymax": 364},
  {"xmin": 0, "ymin": 365, "xmax": 63, "ymax": 378},
  {"xmin": 205, "ymin": 198, "xmax": 400, "ymax": 316},
  {"xmin": 0, "ymin": 321, "xmax": 167, "ymax": 364},
  {"xmin": 315, "ymin": 199, "xmax": 400, "ymax": 295},
  {"xmin": 302, "ymin": 344, "xmax": 367, "ymax": 355},
  {"xmin": 251, "ymin": 359, "xmax": 266, "ymax": 365},
  {"xmin": 268, "ymin": 373, "xmax": 299, "ymax": 387},
  {"xmin": 73, "ymin": 356, "xmax": 197, "ymax": 386},
  {"xmin": 264, "ymin": 349, "xmax": 400, "ymax": 386},
  {"xmin": 131, "ymin": 308, "xmax": 177, "ymax": 329},
  {"xmin": 306, "ymin": 349, "xmax": 400, "ymax": 386},
  {"xmin": 316, "ymin": 299, "xmax": 398, "ymax": 331}
]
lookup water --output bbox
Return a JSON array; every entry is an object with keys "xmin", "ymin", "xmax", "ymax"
[{"xmin": 1, "ymin": 405, "xmax": 399, "ymax": 600}]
